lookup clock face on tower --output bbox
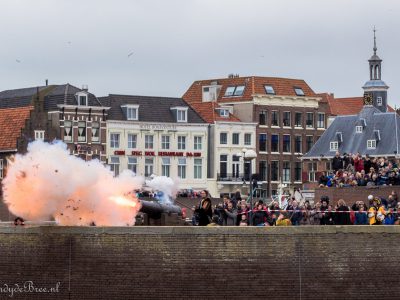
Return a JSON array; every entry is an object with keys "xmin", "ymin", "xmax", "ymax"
[{"xmin": 363, "ymin": 93, "xmax": 373, "ymax": 105}]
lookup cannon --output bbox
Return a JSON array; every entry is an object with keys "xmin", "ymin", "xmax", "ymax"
[{"xmin": 137, "ymin": 199, "xmax": 185, "ymax": 226}]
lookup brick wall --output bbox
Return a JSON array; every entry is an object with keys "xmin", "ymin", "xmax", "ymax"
[
  {"xmin": 314, "ymin": 185, "xmax": 400, "ymax": 206},
  {"xmin": 0, "ymin": 226, "xmax": 399, "ymax": 299}
]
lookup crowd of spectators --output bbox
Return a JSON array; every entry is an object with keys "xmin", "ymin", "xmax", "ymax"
[
  {"xmin": 192, "ymin": 189, "xmax": 400, "ymax": 226},
  {"xmin": 319, "ymin": 151, "xmax": 400, "ymax": 187}
]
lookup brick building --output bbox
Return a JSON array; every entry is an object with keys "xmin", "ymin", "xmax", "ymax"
[
  {"xmin": 183, "ymin": 75, "xmax": 330, "ymax": 196},
  {"xmin": 0, "ymin": 84, "xmax": 109, "ymax": 192}
]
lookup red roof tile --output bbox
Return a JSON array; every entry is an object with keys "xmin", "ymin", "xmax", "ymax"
[
  {"xmin": 189, "ymin": 102, "xmax": 241, "ymax": 124},
  {"xmin": 182, "ymin": 76, "xmax": 317, "ymax": 105},
  {"xmin": 328, "ymin": 96, "xmax": 395, "ymax": 116},
  {"xmin": 0, "ymin": 106, "xmax": 32, "ymax": 151}
]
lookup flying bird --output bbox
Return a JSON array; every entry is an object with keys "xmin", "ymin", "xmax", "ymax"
[
  {"xmin": 128, "ymin": 52, "xmax": 134, "ymax": 57},
  {"xmin": 16, "ymin": 59, "xmax": 21, "ymax": 63}
]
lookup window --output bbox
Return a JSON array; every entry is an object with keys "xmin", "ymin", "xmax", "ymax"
[
  {"xmin": 162, "ymin": 157, "xmax": 171, "ymax": 177},
  {"xmin": 78, "ymin": 95, "xmax": 87, "ymax": 106},
  {"xmin": 295, "ymin": 112, "xmax": 302, "ymax": 127},
  {"xmin": 259, "ymin": 161, "xmax": 267, "ymax": 181},
  {"xmin": 259, "ymin": 110, "xmax": 267, "ymax": 125},
  {"xmin": 271, "ymin": 111, "xmax": 279, "ymax": 126},
  {"xmin": 317, "ymin": 113, "xmax": 325, "ymax": 128},
  {"xmin": 161, "ymin": 135, "xmax": 170, "ymax": 150},
  {"xmin": 220, "ymin": 132, "xmax": 227, "ymax": 144},
  {"xmin": 64, "ymin": 120, "xmax": 73, "ymax": 142},
  {"xmin": 330, "ymin": 141, "xmax": 338, "ymax": 151},
  {"xmin": 356, "ymin": 126, "xmax": 363, "ymax": 133},
  {"xmin": 271, "ymin": 134, "xmax": 279, "ymax": 152},
  {"xmin": 294, "ymin": 87, "xmax": 305, "ymax": 96},
  {"xmin": 110, "ymin": 133, "xmax": 120, "ymax": 148},
  {"xmin": 0, "ymin": 159, "xmax": 3, "ymax": 179},
  {"xmin": 308, "ymin": 162, "xmax": 317, "ymax": 182},
  {"xmin": 194, "ymin": 159, "xmax": 202, "ymax": 179},
  {"xmin": 283, "ymin": 135, "xmax": 291, "ymax": 153},
  {"xmin": 264, "ymin": 85, "xmax": 275, "ymax": 95},
  {"xmin": 377, "ymin": 97, "xmax": 382, "ymax": 106},
  {"xmin": 194, "ymin": 136, "xmax": 202, "ymax": 150},
  {"xmin": 78, "ymin": 121, "xmax": 86, "ymax": 142},
  {"xmin": 295, "ymin": 136, "xmax": 302, "ymax": 153},
  {"xmin": 92, "ymin": 122, "xmax": 100, "ymax": 142},
  {"xmin": 126, "ymin": 134, "xmax": 137, "ymax": 149},
  {"xmin": 294, "ymin": 162, "xmax": 302, "ymax": 182},
  {"xmin": 219, "ymin": 155, "xmax": 228, "ymax": 178},
  {"xmin": 177, "ymin": 109, "xmax": 187, "ymax": 122},
  {"xmin": 283, "ymin": 161, "xmax": 290, "ymax": 182},
  {"xmin": 219, "ymin": 109, "xmax": 229, "ymax": 117},
  {"xmin": 145, "ymin": 135, "xmax": 153, "ymax": 149},
  {"xmin": 232, "ymin": 133, "xmax": 239, "ymax": 145},
  {"xmin": 224, "ymin": 86, "xmax": 236, "ymax": 96},
  {"xmin": 283, "ymin": 112, "xmax": 291, "ymax": 127},
  {"xmin": 127, "ymin": 157, "xmax": 138, "ymax": 174},
  {"xmin": 34, "ymin": 130, "xmax": 45, "ymax": 141},
  {"xmin": 109, "ymin": 156, "xmax": 120, "ymax": 176},
  {"xmin": 306, "ymin": 136, "xmax": 313, "ymax": 152},
  {"xmin": 126, "ymin": 107, "xmax": 138, "ymax": 120},
  {"xmin": 145, "ymin": 158, "xmax": 154, "ymax": 177},
  {"xmin": 178, "ymin": 136, "xmax": 186, "ymax": 150},
  {"xmin": 367, "ymin": 140, "xmax": 376, "ymax": 149},
  {"xmin": 259, "ymin": 134, "xmax": 267, "ymax": 151},
  {"xmin": 233, "ymin": 85, "xmax": 245, "ymax": 96},
  {"xmin": 178, "ymin": 158, "xmax": 186, "ymax": 179},
  {"xmin": 271, "ymin": 161, "xmax": 279, "ymax": 181},
  {"xmin": 244, "ymin": 133, "xmax": 251, "ymax": 146},
  {"xmin": 306, "ymin": 113, "xmax": 314, "ymax": 128},
  {"xmin": 224, "ymin": 85, "xmax": 245, "ymax": 97},
  {"xmin": 232, "ymin": 155, "xmax": 240, "ymax": 178}
]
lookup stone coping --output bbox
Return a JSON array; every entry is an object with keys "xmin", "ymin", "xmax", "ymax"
[{"xmin": 0, "ymin": 225, "xmax": 399, "ymax": 235}]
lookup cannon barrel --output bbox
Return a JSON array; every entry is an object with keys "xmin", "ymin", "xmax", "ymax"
[{"xmin": 139, "ymin": 200, "xmax": 182, "ymax": 217}]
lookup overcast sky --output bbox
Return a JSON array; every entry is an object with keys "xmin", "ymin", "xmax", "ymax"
[{"xmin": 1, "ymin": 0, "xmax": 399, "ymax": 105}]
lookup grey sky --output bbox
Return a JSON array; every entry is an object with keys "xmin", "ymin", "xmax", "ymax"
[{"xmin": 1, "ymin": 0, "xmax": 399, "ymax": 105}]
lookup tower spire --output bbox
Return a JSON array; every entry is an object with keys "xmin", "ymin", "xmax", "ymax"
[{"xmin": 373, "ymin": 26, "xmax": 377, "ymax": 55}]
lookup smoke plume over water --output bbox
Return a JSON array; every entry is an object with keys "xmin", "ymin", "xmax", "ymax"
[{"xmin": 2, "ymin": 141, "xmax": 144, "ymax": 226}]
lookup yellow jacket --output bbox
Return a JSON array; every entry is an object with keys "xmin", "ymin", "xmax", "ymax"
[{"xmin": 368, "ymin": 206, "xmax": 386, "ymax": 225}]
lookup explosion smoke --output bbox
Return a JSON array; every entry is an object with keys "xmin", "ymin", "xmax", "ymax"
[{"xmin": 2, "ymin": 141, "xmax": 144, "ymax": 226}]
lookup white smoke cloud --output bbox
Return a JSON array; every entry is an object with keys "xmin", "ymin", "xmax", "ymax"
[
  {"xmin": 2, "ymin": 141, "xmax": 144, "ymax": 226},
  {"xmin": 145, "ymin": 176, "xmax": 180, "ymax": 205}
]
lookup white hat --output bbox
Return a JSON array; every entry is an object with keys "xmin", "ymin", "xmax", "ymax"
[{"xmin": 368, "ymin": 195, "xmax": 374, "ymax": 200}]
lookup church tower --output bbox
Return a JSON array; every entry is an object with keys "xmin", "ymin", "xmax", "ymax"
[{"xmin": 362, "ymin": 27, "xmax": 389, "ymax": 112}]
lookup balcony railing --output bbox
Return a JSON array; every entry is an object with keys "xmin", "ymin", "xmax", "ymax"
[{"xmin": 217, "ymin": 173, "xmax": 261, "ymax": 182}]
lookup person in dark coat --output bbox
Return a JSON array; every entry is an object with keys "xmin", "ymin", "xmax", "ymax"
[
  {"xmin": 194, "ymin": 197, "xmax": 212, "ymax": 226},
  {"xmin": 334, "ymin": 199, "xmax": 351, "ymax": 225},
  {"xmin": 252, "ymin": 203, "xmax": 270, "ymax": 226},
  {"xmin": 332, "ymin": 151, "xmax": 343, "ymax": 172}
]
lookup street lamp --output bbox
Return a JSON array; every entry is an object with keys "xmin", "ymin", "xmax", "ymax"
[{"xmin": 238, "ymin": 148, "xmax": 257, "ymax": 225}]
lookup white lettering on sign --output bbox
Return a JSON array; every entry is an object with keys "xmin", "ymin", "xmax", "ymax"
[{"xmin": 140, "ymin": 124, "xmax": 177, "ymax": 130}]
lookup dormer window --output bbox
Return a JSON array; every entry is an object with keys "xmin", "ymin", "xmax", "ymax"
[
  {"xmin": 264, "ymin": 85, "xmax": 275, "ymax": 95},
  {"xmin": 294, "ymin": 87, "xmax": 305, "ymax": 96},
  {"xmin": 224, "ymin": 85, "xmax": 245, "ymax": 97},
  {"xmin": 171, "ymin": 106, "xmax": 188, "ymax": 123},
  {"xmin": 75, "ymin": 91, "xmax": 89, "ymax": 106},
  {"xmin": 202, "ymin": 85, "xmax": 221, "ymax": 102},
  {"xmin": 121, "ymin": 105, "xmax": 139, "ymax": 121},
  {"xmin": 330, "ymin": 141, "xmax": 338, "ymax": 151},
  {"xmin": 356, "ymin": 126, "xmax": 363, "ymax": 133},
  {"xmin": 219, "ymin": 109, "xmax": 229, "ymax": 117},
  {"xmin": 367, "ymin": 140, "xmax": 376, "ymax": 149},
  {"xmin": 377, "ymin": 97, "xmax": 382, "ymax": 106}
]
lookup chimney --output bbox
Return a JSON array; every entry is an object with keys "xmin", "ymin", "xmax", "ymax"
[
  {"xmin": 82, "ymin": 84, "xmax": 88, "ymax": 92},
  {"xmin": 45, "ymin": 79, "xmax": 48, "ymax": 86}
]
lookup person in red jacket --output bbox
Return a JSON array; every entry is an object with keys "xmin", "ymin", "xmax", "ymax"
[{"xmin": 354, "ymin": 153, "xmax": 364, "ymax": 173}]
